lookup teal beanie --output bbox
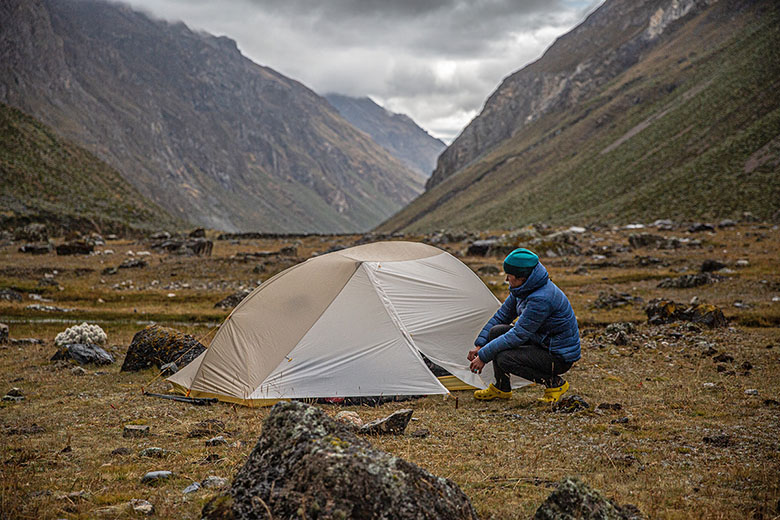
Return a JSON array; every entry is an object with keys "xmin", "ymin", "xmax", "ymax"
[{"xmin": 503, "ymin": 248, "xmax": 539, "ymax": 278}]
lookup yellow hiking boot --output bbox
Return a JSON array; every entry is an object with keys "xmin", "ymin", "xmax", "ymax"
[
  {"xmin": 474, "ymin": 383, "xmax": 512, "ymax": 401},
  {"xmin": 538, "ymin": 381, "xmax": 569, "ymax": 403}
]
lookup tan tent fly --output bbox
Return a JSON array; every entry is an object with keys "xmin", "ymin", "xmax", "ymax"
[{"xmin": 168, "ymin": 241, "xmax": 530, "ymax": 405}]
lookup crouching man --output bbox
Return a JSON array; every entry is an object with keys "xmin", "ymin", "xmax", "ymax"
[{"xmin": 468, "ymin": 248, "xmax": 580, "ymax": 403}]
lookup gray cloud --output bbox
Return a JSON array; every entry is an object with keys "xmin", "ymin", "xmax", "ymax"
[{"xmin": 121, "ymin": 0, "xmax": 603, "ymax": 142}]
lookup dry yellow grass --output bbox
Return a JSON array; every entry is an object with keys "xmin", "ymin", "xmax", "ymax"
[{"xmin": 1, "ymin": 224, "xmax": 779, "ymax": 519}]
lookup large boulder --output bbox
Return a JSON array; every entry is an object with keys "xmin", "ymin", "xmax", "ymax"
[
  {"xmin": 151, "ymin": 238, "xmax": 213, "ymax": 256},
  {"xmin": 657, "ymin": 272, "xmax": 719, "ymax": 289},
  {"xmin": 56, "ymin": 240, "xmax": 94, "ymax": 255},
  {"xmin": 214, "ymin": 289, "xmax": 252, "ymax": 309},
  {"xmin": 121, "ymin": 325, "xmax": 206, "ymax": 372},
  {"xmin": 535, "ymin": 477, "xmax": 643, "ymax": 519},
  {"xmin": 51, "ymin": 343, "xmax": 115, "ymax": 365},
  {"xmin": 645, "ymin": 300, "xmax": 727, "ymax": 328},
  {"xmin": 202, "ymin": 401, "xmax": 478, "ymax": 520}
]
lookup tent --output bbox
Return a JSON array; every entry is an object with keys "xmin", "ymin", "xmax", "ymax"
[{"xmin": 168, "ymin": 241, "xmax": 530, "ymax": 405}]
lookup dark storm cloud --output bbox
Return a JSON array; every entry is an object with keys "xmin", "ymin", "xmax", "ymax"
[{"xmin": 122, "ymin": 0, "xmax": 603, "ymax": 141}]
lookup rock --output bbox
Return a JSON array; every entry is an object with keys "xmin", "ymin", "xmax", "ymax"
[
  {"xmin": 111, "ymin": 447, "xmax": 132, "ymax": 456},
  {"xmin": 6, "ymin": 387, "xmax": 23, "ymax": 397},
  {"xmin": 596, "ymin": 403, "xmax": 622, "ymax": 411},
  {"xmin": 741, "ymin": 361, "xmax": 753, "ymax": 371},
  {"xmin": 0, "ymin": 289, "xmax": 22, "ymax": 302},
  {"xmin": 160, "ymin": 361, "xmax": 178, "ymax": 375},
  {"xmin": 605, "ymin": 323, "xmax": 635, "ymax": 335},
  {"xmin": 745, "ymin": 389, "xmax": 759, "ymax": 396},
  {"xmin": 123, "ymin": 425, "xmax": 150, "ymax": 438},
  {"xmin": 612, "ymin": 331, "xmax": 629, "ymax": 346},
  {"xmin": 141, "ymin": 471, "xmax": 172, "ymax": 485},
  {"xmin": 183, "ymin": 482, "xmax": 201, "ymax": 494},
  {"xmin": 0, "ymin": 323, "xmax": 8, "ymax": 344},
  {"xmin": 14, "ymin": 223, "xmax": 48, "ymax": 242},
  {"xmin": 279, "ymin": 245, "xmax": 298, "ymax": 256},
  {"xmin": 121, "ymin": 325, "xmax": 206, "ymax": 372},
  {"xmin": 152, "ymin": 238, "xmax": 213, "ymax": 256},
  {"xmin": 70, "ymin": 366, "xmax": 87, "ymax": 376},
  {"xmin": 410, "ymin": 428, "xmax": 430, "ymax": 438},
  {"xmin": 201, "ymin": 401, "xmax": 477, "ymax": 520},
  {"xmin": 151, "ymin": 231, "xmax": 171, "ymax": 240},
  {"xmin": 713, "ymin": 353, "xmax": 734, "ymax": 363},
  {"xmin": 529, "ymin": 231, "xmax": 582, "ymax": 257},
  {"xmin": 189, "ymin": 228, "xmax": 206, "ymax": 238},
  {"xmin": 735, "ymin": 259, "xmax": 749, "ymax": 267},
  {"xmin": 594, "ymin": 292, "xmax": 642, "ymax": 309},
  {"xmin": 645, "ymin": 300, "xmax": 727, "ymax": 328},
  {"xmin": 26, "ymin": 303, "xmax": 73, "ymax": 313},
  {"xmin": 51, "ymin": 343, "xmax": 115, "ymax": 365},
  {"xmin": 19, "ymin": 242, "xmax": 52, "ymax": 255},
  {"xmin": 652, "ymin": 219, "xmax": 674, "ymax": 230},
  {"xmin": 718, "ymin": 219, "xmax": 737, "ymax": 228},
  {"xmin": 477, "ymin": 265, "xmax": 500, "ymax": 276},
  {"xmin": 201, "ymin": 476, "xmax": 229, "ymax": 489},
  {"xmin": 335, "ymin": 410, "xmax": 363, "ymax": 429},
  {"xmin": 2, "ymin": 395, "xmax": 24, "ymax": 402},
  {"xmin": 130, "ymin": 499, "xmax": 155, "ymax": 515},
  {"xmin": 206, "ymin": 435, "xmax": 228, "ymax": 446},
  {"xmin": 466, "ymin": 239, "xmax": 507, "ymax": 257},
  {"xmin": 628, "ymin": 233, "xmax": 665, "ymax": 249},
  {"xmin": 56, "ymin": 240, "xmax": 94, "ymax": 255},
  {"xmin": 688, "ymin": 223, "xmax": 715, "ymax": 233},
  {"xmin": 101, "ymin": 266, "xmax": 118, "ymax": 275},
  {"xmin": 214, "ymin": 289, "xmax": 252, "ymax": 309},
  {"xmin": 657, "ymin": 272, "xmax": 719, "ymax": 289},
  {"xmin": 553, "ymin": 395, "xmax": 589, "ymax": 414},
  {"xmin": 189, "ymin": 419, "xmax": 226, "ymax": 438},
  {"xmin": 703, "ymin": 434, "xmax": 731, "ymax": 447},
  {"xmin": 119, "ymin": 258, "xmax": 148, "ymax": 269},
  {"xmin": 139, "ymin": 447, "xmax": 167, "ymax": 458},
  {"xmin": 534, "ymin": 477, "xmax": 643, "ymax": 519},
  {"xmin": 358, "ymin": 409, "xmax": 414, "ymax": 435},
  {"xmin": 701, "ymin": 260, "xmax": 726, "ymax": 272}
]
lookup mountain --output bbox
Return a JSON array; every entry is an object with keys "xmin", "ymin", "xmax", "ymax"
[
  {"xmin": 0, "ymin": 0, "xmax": 424, "ymax": 233},
  {"xmin": 324, "ymin": 94, "xmax": 446, "ymax": 177},
  {"xmin": 0, "ymin": 102, "xmax": 179, "ymax": 234},
  {"xmin": 380, "ymin": 0, "xmax": 780, "ymax": 233}
]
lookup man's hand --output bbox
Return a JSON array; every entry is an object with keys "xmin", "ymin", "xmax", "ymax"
[
  {"xmin": 470, "ymin": 356, "xmax": 485, "ymax": 374},
  {"xmin": 467, "ymin": 346, "xmax": 480, "ymax": 361}
]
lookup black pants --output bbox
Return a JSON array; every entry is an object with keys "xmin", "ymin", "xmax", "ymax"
[{"xmin": 487, "ymin": 325, "xmax": 572, "ymax": 391}]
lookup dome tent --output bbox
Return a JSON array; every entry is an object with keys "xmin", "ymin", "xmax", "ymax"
[{"xmin": 168, "ymin": 241, "xmax": 530, "ymax": 405}]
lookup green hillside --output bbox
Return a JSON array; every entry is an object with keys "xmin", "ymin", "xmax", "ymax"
[
  {"xmin": 379, "ymin": 0, "xmax": 780, "ymax": 233},
  {"xmin": 0, "ymin": 102, "xmax": 180, "ymax": 234}
]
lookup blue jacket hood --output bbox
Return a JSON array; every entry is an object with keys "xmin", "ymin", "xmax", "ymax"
[{"xmin": 510, "ymin": 262, "xmax": 549, "ymax": 299}]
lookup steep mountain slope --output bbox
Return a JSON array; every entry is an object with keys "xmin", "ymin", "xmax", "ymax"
[
  {"xmin": 0, "ymin": 0, "xmax": 424, "ymax": 233},
  {"xmin": 0, "ymin": 103, "xmax": 179, "ymax": 233},
  {"xmin": 325, "ymin": 94, "xmax": 446, "ymax": 177},
  {"xmin": 380, "ymin": 0, "xmax": 780, "ymax": 233}
]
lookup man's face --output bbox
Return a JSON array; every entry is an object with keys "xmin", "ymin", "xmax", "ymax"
[{"xmin": 505, "ymin": 273, "xmax": 526, "ymax": 288}]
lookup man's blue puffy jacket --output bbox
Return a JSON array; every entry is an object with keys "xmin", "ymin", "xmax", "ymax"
[{"xmin": 476, "ymin": 262, "xmax": 580, "ymax": 363}]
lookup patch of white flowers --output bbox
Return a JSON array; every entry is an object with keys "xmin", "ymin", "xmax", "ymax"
[{"xmin": 55, "ymin": 322, "xmax": 107, "ymax": 346}]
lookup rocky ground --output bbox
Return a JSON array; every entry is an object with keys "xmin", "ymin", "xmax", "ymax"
[{"xmin": 0, "ymin": 220, "xmax": 778, "ymax": 519}]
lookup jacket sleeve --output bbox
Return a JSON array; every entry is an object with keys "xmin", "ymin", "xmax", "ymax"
[
  {"xmin": 474, "ymin": 294, "xmax": 518, "ymax": 347},
  {"xmin": 478, "ymin": 294, "xmax": 553, "ymax": 362}
]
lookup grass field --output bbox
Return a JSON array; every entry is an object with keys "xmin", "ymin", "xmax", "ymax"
[{"xmin": 1, "ymin": 223, "xmax": 778, "ymax": 519}]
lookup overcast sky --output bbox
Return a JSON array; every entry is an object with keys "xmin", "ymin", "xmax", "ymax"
[{"xmin": 121, "ymin": 0, "xmax": 604, "ymax": 143}]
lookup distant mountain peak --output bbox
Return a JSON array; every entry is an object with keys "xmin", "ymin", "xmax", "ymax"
[{"xmin": 325, "ymin": 93, "xmax": 445, "ymax": 177}]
